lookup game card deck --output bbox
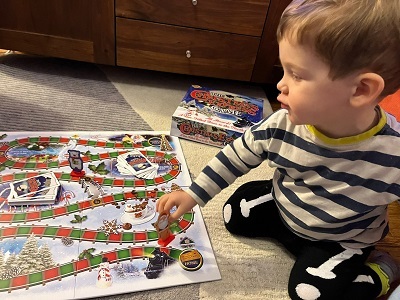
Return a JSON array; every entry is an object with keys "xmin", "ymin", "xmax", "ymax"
[
  {"xmin": 116, "ymin": 150, "xmax": 158, "ymax": 179},
  {"xmin": 7, "ymin": 172, "xmax": 61, "ymax": 205}
]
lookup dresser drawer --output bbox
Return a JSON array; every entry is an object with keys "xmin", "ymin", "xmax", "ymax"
[
  {"xmin": 115, "ymin": 0, "xmax": 270, "ymax": 37},
  {"xmin": 116, "ymin": 18, "xmax": 260, "ymax": 81}
]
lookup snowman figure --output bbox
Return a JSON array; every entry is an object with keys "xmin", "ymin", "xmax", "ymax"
[
  {"xmin": 96, "ymin": 257, "xmax": 112, "ymax": 288},
  {"xmin": 68, "ymin": 149, "xmax": 85, "ymax": 177}
]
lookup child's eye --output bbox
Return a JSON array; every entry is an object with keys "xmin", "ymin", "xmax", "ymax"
[{"xmin": 292, "ymin": 73, "xmax": 301, "ymax": 81}]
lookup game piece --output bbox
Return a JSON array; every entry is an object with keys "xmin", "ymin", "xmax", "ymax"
[
  {"xmin": 154, "ymin": 211, "xmax": 175, "ymax": 246},
  {"xmin": 68, "ymin": 149, "xmax": 85, "ymax": 177},
  {"xmin": 0, "ymin": 131, "xmax": 220, "ymax": 299}
]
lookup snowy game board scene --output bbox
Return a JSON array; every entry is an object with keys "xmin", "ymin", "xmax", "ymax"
[{"xmin": 0, "ymin": 131, "xmax": 221, "ymax": 299}]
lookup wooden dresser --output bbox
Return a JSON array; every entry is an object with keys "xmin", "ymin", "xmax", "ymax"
[{"xmin": 0, "ymin": 0, "xmax": 290, "ymax": 84}]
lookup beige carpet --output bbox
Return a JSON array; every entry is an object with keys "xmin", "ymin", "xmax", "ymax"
[{"xmin": 100, "ymin": 66, "xmax": 294, "ymax": 299}]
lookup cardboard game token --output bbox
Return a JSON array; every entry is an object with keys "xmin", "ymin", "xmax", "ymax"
[{"xmin": 179, "ymin": 249, "xmax": 203, "ymax": 271}]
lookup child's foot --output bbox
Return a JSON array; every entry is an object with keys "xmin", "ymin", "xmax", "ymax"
[{"xmin": 369, "ymin": 250, "xmax": 400, "ymax": 284}]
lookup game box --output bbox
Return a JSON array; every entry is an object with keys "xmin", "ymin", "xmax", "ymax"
[{"xmin": 170, "ymin": 85, "xmax": 265, "ymax": 147}]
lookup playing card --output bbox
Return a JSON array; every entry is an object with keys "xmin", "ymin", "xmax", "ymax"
[
  {"xmin": 9, "ymin": 172, "xmax": 60, "ymax": 200},
  {"xmin": 7, "ymin": 192, "xmax": 59, "ymax": 205},
  {"xmin": 11, "ymin": 186, "xmax": 59, "ymax": 201},
  {"xmin": 7, "ymin": 175, "xmax": 61, "ymax": 206},
  {"xmin": 117, "ymin": 150, "xmax": 157, "ymax": 177},
  {"xmin": 135, "ymin": 164, "xmax": 159, "ymax": 179},
  {"xmin": 116, "ymin": 163, "xmax": 134, "ymax": 175}
]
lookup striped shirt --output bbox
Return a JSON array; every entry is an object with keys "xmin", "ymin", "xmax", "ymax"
[{"xmin": 187, "ymin": 107, "xmax": 400, "ymax": 249}]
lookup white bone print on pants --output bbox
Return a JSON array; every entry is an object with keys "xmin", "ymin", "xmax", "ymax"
[
  {"xmin": 223, "ymin": 193, "xmax": 274, "ymax": 223},
  {"xmin": 295, "ymin": 248, "xmax": 364, "ymax": 299},
  {"xmin": 306, "ymin": 248, "xmax": 363, "ymax": 279},
  {"xmin": 240, "ymin": 193, "xmax": 274, "ymax": 217}
]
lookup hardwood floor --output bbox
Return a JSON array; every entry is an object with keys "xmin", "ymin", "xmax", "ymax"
[{"xmin": 377, "ymin": 201, "xmax": 400, "ymax": 261}]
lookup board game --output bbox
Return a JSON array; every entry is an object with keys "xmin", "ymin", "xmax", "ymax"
[
  {"xmin": 0, "ymin": 131, "xmax": 221, "ymax": 299},
  {"xmin": 171, "ymin": 85, "xmax": 264, "ymax": 147}
]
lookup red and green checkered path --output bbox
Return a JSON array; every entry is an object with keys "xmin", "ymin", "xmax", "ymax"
[
  {"xmin": 0, "ymin": 136, "xmax": 151, "ymax": 167},
  {"xmin": 0, "ymin": 245, "xmax": 183, "ymax": 293},
  {"xmin": 0, "ymin": 148, "xmax": 179, "ymax": 171},
  {"xmin": 0, "ymin": 143, "xmax": 180, "ymax": 182},
  {"xmin": 0, "ymin": 210, "xmax": 194, "ymax": 242},
  {"xmin": 1, "ymin": 136, "xmax": 152, "ymax": 152},
  {"xmin": 0, "ymin": 163, "xmax": 180, "ymax": 191},
  {"xmin": 0, "ymin": 189, "xmax": 192, "ymax": 223}
]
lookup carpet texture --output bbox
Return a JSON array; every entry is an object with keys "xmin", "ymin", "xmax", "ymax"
[
  {"xmin": 0, "ymin": 54, "xmax": 293, "ymax": 300},
  {"xmin": 0, "ymin": 55, "xmax": 151, "ymax": 131}
]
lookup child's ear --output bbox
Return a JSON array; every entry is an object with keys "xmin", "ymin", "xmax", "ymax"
[{"xmin": 350, "ymin": 73, "xmax": 384, "ymax": 107}]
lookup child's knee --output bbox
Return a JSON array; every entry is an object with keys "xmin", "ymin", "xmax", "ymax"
[
  {"xmin": 288, "ymin": 279, "xmax": 322, "ymax": 300},
  {"xmin": 222, "ymin": 180, "xmax": 274, "ymax": 236},
  {"xmin": 222, "ymin": 200, "xmax": 244, "ymax": 235}
]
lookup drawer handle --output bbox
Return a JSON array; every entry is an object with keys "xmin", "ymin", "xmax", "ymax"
[
  {"xmin": 192, "ymin": 0, "xmax": 198, "ymax": 5},
  {"xmin": 186, "ymin": 50, "xmax": 192, "ymax": 58}
]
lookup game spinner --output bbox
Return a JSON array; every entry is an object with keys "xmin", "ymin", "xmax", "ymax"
[{"xmin": 0, "ymin": 131, "xmax": 221, "ymax": 299}]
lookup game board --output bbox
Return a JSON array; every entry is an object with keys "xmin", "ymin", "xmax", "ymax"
[{"xmin": 0, "ymin": 131, "xmax": 221, "ymax": 299}]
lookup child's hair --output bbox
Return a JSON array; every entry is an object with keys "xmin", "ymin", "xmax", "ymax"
[{"xmin": 277, "ymin": 0, "xmax": 400, "ymax": 97}]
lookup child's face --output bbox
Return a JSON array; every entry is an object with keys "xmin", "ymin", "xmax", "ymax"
[{"xmin": 277, "ymin": 38, "xmax": 358, "ymax": 136}]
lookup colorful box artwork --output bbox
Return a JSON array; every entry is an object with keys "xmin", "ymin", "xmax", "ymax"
[{"xmin": 171, "ymin": 85, "xmax": 265, "ymax": 147}]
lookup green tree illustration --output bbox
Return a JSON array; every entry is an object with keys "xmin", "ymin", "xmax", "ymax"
[
  {"xmin": 39, "ymin": 244, "xmax": 57, "ymax": 269},
  {"xmin": 17, "ymin": 234, "xmax": 44, "ymax": 274}
]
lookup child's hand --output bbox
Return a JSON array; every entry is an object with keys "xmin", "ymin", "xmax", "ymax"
[{"xmin": 156, "ymin": 191, "xmax": 197, "ymax": 221}]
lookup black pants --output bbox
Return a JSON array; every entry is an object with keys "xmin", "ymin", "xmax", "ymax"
[{"xmin": 223, "ymin": 180, "xmax": 383, "ymax": 300}]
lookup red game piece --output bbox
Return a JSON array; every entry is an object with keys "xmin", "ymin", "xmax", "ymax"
[{"xmin": 154, "ymin": 211, "xmax": 175, "ymax": 246}]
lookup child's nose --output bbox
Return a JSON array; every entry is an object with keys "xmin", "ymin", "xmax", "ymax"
[
  {"xmin": 277, "ymin": 78, "xmax": 284, "ymax": 91},
  {"xmin": 277, "ymin": 78, "xmax": 288, "ymax": 95}
]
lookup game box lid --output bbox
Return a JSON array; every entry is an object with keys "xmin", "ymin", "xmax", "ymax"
[{"xmin": 171, "ymin": 85, "xmax": 265, "ymax": 147}]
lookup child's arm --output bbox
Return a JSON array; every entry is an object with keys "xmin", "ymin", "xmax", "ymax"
[
  {"xmin": 156, "ymin": 120, "xmax": 270, "ymax": 220},
  {"xmin": 157, "ymin": 112, "xmax": 280, "ymax": 220},
  {"xmin": 156, "ymin": 190, "xmax": 198, "ymax": 221}
]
